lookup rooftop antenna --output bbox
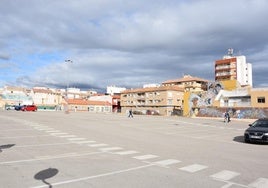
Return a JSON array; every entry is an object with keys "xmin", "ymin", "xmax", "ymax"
[{"xmin": 227, "ymin": 48, "xmax": 234, "ymax": 56}]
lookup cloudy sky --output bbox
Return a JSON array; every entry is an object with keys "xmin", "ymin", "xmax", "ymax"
[{"xmin": 1, "ymin": 0, "xmax": 268, "ymax": 92}]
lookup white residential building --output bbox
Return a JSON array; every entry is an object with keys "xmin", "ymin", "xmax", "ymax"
[{"xmin": 106, "ymin": 86, "xmax": 126, "ymax": 95}]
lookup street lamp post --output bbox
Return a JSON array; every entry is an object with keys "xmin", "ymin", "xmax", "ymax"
[{"xmin": 64, "ymin": 59, "xmax": 73, "ymax": 113}]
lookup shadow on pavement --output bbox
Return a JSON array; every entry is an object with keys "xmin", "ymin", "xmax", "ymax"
[
  {"xmin": 233, "ymin": 136, "xmax": 268, "ymax": 145},
  {"xmin": 34, "ymin": 168, "xmax": 59, "ymax": 188},
  {"xmin": 0, "ymin": 144, "xmax": 15, "ymax": 153},
  {"xmin": 233, "ymin": 136, "xmax": 245, "ymax": 143}
]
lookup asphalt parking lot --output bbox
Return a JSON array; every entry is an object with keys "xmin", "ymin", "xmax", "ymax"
[{"xmin": 0, "ymin": 111, "xmax": 267, "ymax": 188}]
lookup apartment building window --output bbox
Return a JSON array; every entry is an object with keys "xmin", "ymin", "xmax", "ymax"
[
  {"xmin": 168, "ymin": 92, "xmax": 172, "ymax": 97},
  {"xmin": 168, "ymin": 99, "xmax": 173, "ymax": 105},
  {"xmin": 257, "ymin": 97, "xmax": 265, "ymax": 103},
  {"xmin": 88, "ymin": 106, "xmax": 94, "ymax": 111}
]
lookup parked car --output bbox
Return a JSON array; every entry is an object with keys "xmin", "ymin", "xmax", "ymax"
[
  {"xmin": 21, "ymin": 105, "xmax": 37, "ymax": 111},
  {"xmin": 5, "ymin": 105, "xmax": 15, "ymax": 110},
  {"xmin": 244, "ymin": 118, "xmax": 268, "ymax": 143},
  {"xmin": 15, "ymin": 105, "xmax": 23, "ymax": 111}
]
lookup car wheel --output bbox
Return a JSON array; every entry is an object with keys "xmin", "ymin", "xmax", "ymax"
[{"xmin": 244, "ymin": 137, "xmax": 250, "ymax": 143}]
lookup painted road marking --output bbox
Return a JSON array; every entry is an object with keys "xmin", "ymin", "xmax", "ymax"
[
  {"xmin": 179, "ymin": 164, "xmax": 208, "ymax": 173},
  {"xmin": 99, "ymin": 147, "xmax": 123, "ymax": 152},
  {"xmin": 68, "ymin": 138, "xmax": 86, "ymax": 141},
  {"xmin": 46, "ymin": 130, "xmax": 60, "ymax": 133},
  {"xmin": 89, "ymin": 143, "xmax": 108, "ymax": 147},
  {"xmin": 59, "ymin": 135, "xmax": 77, "ymax": 138},
  {"xmin": 72, "ymin": 141, "xmax": 97, "ymax": 144},
  {"xmin": 0, "ymin": 135, "xmax": 51, "ymax": 139},
  {"xmin": 2, "ymin": 129, "xmax": 34, "ymax": 132},
  {"xmin": 33, "ymin": 126, "xmax": 49, "ymax": 129},
  {"xmin": 153, "ymin": 159, "xmax": 181, "ymax": 166},
  {"xmin": 210, "ymin": 170, "xmax": 240, "ymax": 181},
  {"xmin": 248, "ymin": 178, "xmax": 268, "ymax": 188},
  {"xmin": 35, "ymin": 128, "xmax": 52, "ymax": 130},
  {"xmin": 114, "ymin": 150, "xmax": 139, "ymax": 155},
  {"xmin": 50, "ymin": 132, "xmax": 68, "ymax": 136},
  {"xmin": 30, "ymin": 163, "xmax": 155, "ymax": 188},
  {"xmin": 15, "ymin": 142, "xmax": 73, "ymax": 148},
  {"xmin": 0, "ymin": 151, "xmax": 102, "ymax": 165},
  {"xmin": 133, "ymin": 154, "xmax": 159, "ymax": 160}
]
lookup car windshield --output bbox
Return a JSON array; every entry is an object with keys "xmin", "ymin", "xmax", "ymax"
[{"xmin": 252, "ymin": 120, "xmax": 268, "ymax": 128}]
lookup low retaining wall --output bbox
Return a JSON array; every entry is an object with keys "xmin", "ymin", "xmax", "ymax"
[{"xmin": 197, "ymin": 107, "xmax": 268, "ymax": 119}]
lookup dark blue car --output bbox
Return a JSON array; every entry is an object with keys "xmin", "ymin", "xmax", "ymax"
[
  {"xmin": 244, "ymin": 118, "xmax": 268, "ymax": 143},
  {"xmin": 14, "ymin": 105, "xmax": 23, "ymax": 111}
]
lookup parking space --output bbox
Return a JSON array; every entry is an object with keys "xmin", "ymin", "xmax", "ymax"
[{"xmin": 0, "ymin": 111, "xmax": 267, "ymax": 188}]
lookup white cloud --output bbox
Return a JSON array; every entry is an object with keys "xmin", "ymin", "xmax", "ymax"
[{"xmin": 0, "ymin": 0, "xmax": 268, "ymax": 90}]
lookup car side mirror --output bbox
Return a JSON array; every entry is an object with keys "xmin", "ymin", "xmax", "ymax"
[{"xmin": 248, "ymin": 124, "xmax": 252, "ymax": 127}]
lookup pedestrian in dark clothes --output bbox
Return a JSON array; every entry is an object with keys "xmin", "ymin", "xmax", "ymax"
[{"xmin": 128, "ymin": 109, "xmax": 133, "ymax": 118}]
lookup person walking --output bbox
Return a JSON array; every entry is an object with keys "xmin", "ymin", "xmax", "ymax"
[
  {"xmin": 224, "ymin": 111, "xmax": 230, "ymax": 123},
  {"xmin": 128, "ymin": 109, "xmax": 133, "ymax": 118}
]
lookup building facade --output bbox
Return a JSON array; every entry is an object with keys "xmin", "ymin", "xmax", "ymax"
[
  {"xmin": 0, "ymin": 86, "xmax": 33, "ymax": 109},
  {"xmin": 31, "ymin": 87, "xmax": 63, "ymax": 110},
  {"xmin": 162, "ymin": 75, "xmax": 208, "ymax": 92},
  {"xmin": 120, "ymin": 85, "xmax": 184, "ymax": 116},
  {"xmin": 215, "ymin": 50, "xmax": 252, "ymax": 87},
  {"xmin": 67, "ymin": 99, "xmax": 112, "ymax": 113},
  {"xmin": 250, "ymin": 88, "xmax": 268, "ymax": 108}
]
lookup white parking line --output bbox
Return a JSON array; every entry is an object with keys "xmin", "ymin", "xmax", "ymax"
[
  {"xmin": 114, "ymin": 150, "xmax": 139, "ymax": 155},
  {"xmin": 153, "ymin": 159, "xmax": 181, "ymax": 166},
  {"xmin": 89, "ymin": 144, "xmax": 108, "ymax": 147},
  {"xmin": 50, "ymin": 133, "xmax": 68, "ymax": 136},
  {"xmin": 35, "ymin": 128, "xmax": 52, "ymax": 131},
  {"xmin": 33, "ymin": 126, "xmax": 49, "ymax": 129},
  {"xmin": 179, "ymin": 164, "xmax": 208, "ymax": 173},
  {"xmin": 59, "ymin": 135, "xmax": 76, "ymax": 138},
  {"xmin": 0, "ymin": 151, "xmax": 102, "ymax": 165},
  {"xmin": 46, "ymin": 130, "xmax": 60, "ymax": 133},
  {"xmin": 133, "ymin": 154, "xmax": 159, "ymax": 160},
  {"xmin": 210, "ymin": 170, "xmax": 240, "ymax": 181},
  {"xmin": 72, "ymin": 141, "xmax": 97, "ymax": 144},
  {"xmin": 0, "ymin": 135, "xmax": 51, "ymax": 139},
  {"xmin": 99, "ymin": 147, "xmax": 123, "ymax": 152},
  {"xmin": 1, "ymin": 129, "xmax": 34, "ymax": 131},
  {"xmin": 248, "ymin": 178, "xmax": 268, "ymax": 188},
  {"xmin": 68, "ymin": 138, "xmax": 86, "ymax": 141},
  {"xmin": 15, "ymin": 142, "xmax": 73, "ymax": 148},
  {"xmin": 30, "ymin": 163, "xmax": 155, "ymax": 188}
]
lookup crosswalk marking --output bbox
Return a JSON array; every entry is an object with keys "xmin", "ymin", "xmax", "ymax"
[
  {"xmin": 89, "ymin": 144, "xmax": 108, "ymax": 147},
  {"xmin": 248, "ymin": 178, "xmax": 268, "ymax": 188},
  {"xmin": 133, "ymin": 155, "xmax": 159, "ymax": 160},
  {"xmin": 153, "ymin": 159, "xmax": 181, "ymax": 166},
  {"xmin": 99, "ymin": 147, "xmax": 123, "ymax": 152},
  {"xmin": 179, "ymin": 164, "xmax": 208, "ymax": 173},
  {"xmin": 210, "ymin": 170, "xmax": 240, "ymax": 181},
  {"xmin": 114, "ymin": 150, "xmax": 139, "ymax": 155}
]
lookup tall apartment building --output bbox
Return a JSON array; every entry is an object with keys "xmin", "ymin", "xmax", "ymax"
[{"xmin": 215, "ymin": 49, "xmax": 252, "ymax": 87}]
